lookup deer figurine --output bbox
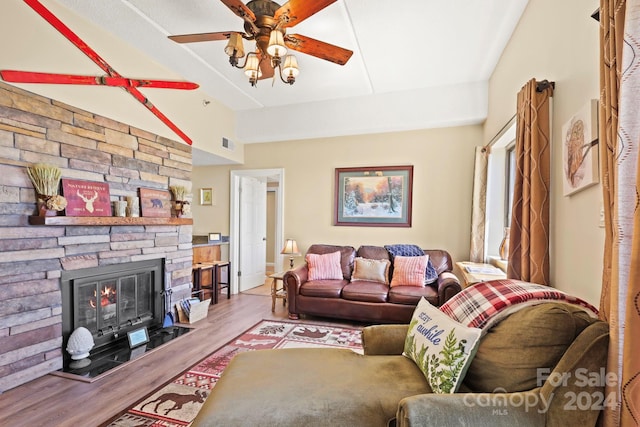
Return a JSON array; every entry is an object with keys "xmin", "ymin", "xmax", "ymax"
[
  {"xmin": 76, "ymin": 190, "xmax": 98, "ymax": 213},
  {"xmin": 141, "ymin": 390, "xmax": 208, "ymax": 415}
]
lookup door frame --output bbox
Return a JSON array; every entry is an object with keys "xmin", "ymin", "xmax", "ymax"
[{"xmin": 230, "ymin": 168, "xmax": 284, "ymax": 295}]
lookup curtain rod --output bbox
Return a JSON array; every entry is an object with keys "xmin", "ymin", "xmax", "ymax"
[
  {"xmin": 484, "ymin": 79, "xmax": 554, "ymax": 152},
  {"xmin": 536, "ymin": 80, "xmax": 555, "ymax": 92},
  {"xmin": 483, "ymin": 114, "xmax": 516, "ymax": 153}
]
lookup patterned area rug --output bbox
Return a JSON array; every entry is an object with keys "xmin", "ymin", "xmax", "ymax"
[{"xmin": 105, "ymin": 320, "xmax": 363, "ymax": 426}]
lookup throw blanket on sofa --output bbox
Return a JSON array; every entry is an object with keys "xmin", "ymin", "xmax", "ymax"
[
  {"xmin": 384, "ymin": 244, "xmax": 438, "ymax": 284},
  {"xmin": 439, "ymin": 279, "xmax": 599, "ymax": 331}
]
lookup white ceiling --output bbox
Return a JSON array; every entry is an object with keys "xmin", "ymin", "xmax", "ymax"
[{"xmin": 1, "ymin": 0, "xmax": 528, "ymax": 163}]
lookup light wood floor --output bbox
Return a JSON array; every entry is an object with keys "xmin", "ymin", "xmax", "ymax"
[{"xmin": 0, "ymin": 291, "xmax": 292, "ymax": 426}]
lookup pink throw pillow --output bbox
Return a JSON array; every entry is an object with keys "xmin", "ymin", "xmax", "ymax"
[
  {"xmin": 390, "ymin": 255, "xmax": 428, "ymax": 287},
  {"xmin": 306, "ymin": 251, "xmax": 343, "ymax": 280}
]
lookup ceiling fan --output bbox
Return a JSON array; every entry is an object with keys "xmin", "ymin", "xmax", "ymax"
[{"xmin": 168, "ymin": 0, "xmax": 353, "ymax": 86}]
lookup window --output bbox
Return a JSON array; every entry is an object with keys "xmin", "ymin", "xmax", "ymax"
[
  {"xmin": 505, "ymin": 144, "xmax": 516, "ymax": 227},
  {"xmin": 485, "ymin": 118, "xmax": 516, "ymax": 260}
]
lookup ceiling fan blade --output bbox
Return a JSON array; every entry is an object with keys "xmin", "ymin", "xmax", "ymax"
[
  {"xmin": 168, "ymin": 31, "xmax": 236, "ymax": 44},
  {"xmin": 220, "ymin": 0, "xmax": 256, "ymax": 23},
  {"xmin": 258, "ymin": 53, "xmax": 275, "ymax": 80},
  {"xmin": 285, "ymin": 34, "xmax": 353, "ymax": 65},
  {"xmin": 0, "ymin": 70, "xmax": 199, "ymax": 90},
  {"xmin": 275, "ymin": 0, "xmax": 337, "ymax": 27}
]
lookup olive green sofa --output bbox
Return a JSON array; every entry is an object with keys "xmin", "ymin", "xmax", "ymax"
[{"xmin": 192, "ymin": 303, "xmax": 609, "ymax": 427}]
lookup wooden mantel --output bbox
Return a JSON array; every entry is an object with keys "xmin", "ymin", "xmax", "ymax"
[{"xmin": 28, "ymin": 216, "xmax": 193, "ymax": 226}]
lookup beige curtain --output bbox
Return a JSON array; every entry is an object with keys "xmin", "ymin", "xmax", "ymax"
[
  {"xmin": 506, "ymin": 79, "xmax": 553, "ymax": 285},
  {"xmin": 599, "ymin": 0, "xmax": 640, "ymax": 425},
  {"xmin": 469, "ymin": 147, "xmax": 489, "ymax": 262}
]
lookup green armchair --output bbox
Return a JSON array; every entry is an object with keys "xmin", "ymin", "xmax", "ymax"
[{"xmin": 193, "ymin": 303, "xmax": 609, "ymax": 427}]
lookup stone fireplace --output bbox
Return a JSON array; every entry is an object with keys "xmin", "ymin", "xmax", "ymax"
[
  {"xmin": 61, "ymin": 259, "xmax": 165, "ymax": 352},
  {"xmin": 0, "ymin": 82, "xmax": 194, "ymax": 392}
]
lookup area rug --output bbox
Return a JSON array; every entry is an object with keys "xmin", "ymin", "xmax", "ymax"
[{"xmin": 105, "ymin": 320, "xmax": 363, "ymax": 426}]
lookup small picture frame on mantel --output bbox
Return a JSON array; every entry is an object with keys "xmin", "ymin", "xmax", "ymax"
[{"xmin": 200, "ymin": 188, "xmax": 213, "ymax": 205}]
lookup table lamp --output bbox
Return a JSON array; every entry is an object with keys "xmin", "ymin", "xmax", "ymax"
[{"xmin": 281, "ymin": 238, "xmax": 300, "ymax": 269}]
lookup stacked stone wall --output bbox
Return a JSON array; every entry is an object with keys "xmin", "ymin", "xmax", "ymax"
[{"xmin": 0, "ymin": 82, "xmax": 193, "ymax": 392}]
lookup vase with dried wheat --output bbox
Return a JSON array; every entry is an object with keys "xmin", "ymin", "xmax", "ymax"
[
  {"xmin": 170, "ymin": 185, "xmax": 190, "ymax": 217},
  {"xmin": 26, "ymin": 163, "xmax": 67, "ymax": 216}
]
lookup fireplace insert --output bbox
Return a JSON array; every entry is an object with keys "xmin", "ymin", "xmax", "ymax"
[{"xmin": 61, "ymin": 259, "xmax": 166, "ymax": 353}]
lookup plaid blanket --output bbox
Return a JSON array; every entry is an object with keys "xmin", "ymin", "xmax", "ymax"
[
  {"xmin": 439, "ymin": 279, "xmax": 599, "ymax": 330},
  {"xmin": 384, "ymin": 244, "xmax": 438, "ymax": 284}
]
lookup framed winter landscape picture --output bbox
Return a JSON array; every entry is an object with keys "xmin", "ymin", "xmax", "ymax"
[{"xmin": 334, "ymin": 165, "xmax": 413, "ymax": 227}]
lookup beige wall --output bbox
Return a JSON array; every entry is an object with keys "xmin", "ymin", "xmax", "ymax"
[
  {"xmin": 192, "ymin": 126, "xmax": 483, "ymax": 270},
  {"xmin": 192, "ymin": 166, "xmax": 232, "ymax": 236},
  {"xmin": 192, "ymin": 0, "xmax": 604, "ymax": 304},
  {"xmin": 485, "ymin": 0, "xmax": 602, "ymax": 304}
]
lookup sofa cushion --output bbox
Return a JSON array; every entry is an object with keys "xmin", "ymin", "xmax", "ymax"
[
  {"xmin": 306, "ymin": 251, "xmax": 343, "ymax": 281},
  {"xmin": 342, "ymin": 282, "xmax": 389, "ymax": 303},
  {"xmin": 388, "ymin": 285, "xmax": 439, "ymax": 306},
  {"xmin": 390, "ymin": 255, "xmax": 428, "ymax": 287},
  {"xmin": 351, "ymin": 257, "xmax": 390, "ymax": 284},
  {"xmin": 463, "ymin": 302, "xmax": 594, "ymax": 393},
  {"xmin": 356, "ymin": 245, "xmax": 390, "ymax": 261},
  {"xmin": 307, "ymin": 244, "xmax": 356, "ymax": 280},
  {"xmin": 300, "ymin": 279, "xmax": 347, "ymax": 298},
  {"xmin": 403, "ymin": 298, "xmax": 482, "ymax": 394}
]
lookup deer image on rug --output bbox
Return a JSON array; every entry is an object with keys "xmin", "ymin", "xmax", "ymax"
[{"xmin": 141, "ymin": 390, "xmax": 208, "ymax": 416}]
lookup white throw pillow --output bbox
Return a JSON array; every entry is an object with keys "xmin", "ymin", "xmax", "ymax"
[{"xmin": 403, "ymin": 297, "xmax": 482, "ymax": 393}]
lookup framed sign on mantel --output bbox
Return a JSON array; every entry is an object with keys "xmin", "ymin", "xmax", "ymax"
[
  {"xmin": 61, "ymin": 179, "xmax": 112, "ymax": 217},
  {"xmin": 334, "ymin": 165, "xmax": 413, "ymax": 227},
  {"xmin": 139, "ymin": 188, "xmax": 171, "ymax": 218}
]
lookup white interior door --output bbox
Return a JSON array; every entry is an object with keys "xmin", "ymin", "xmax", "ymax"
[{"xmin": 239, "ymin": 176, "xmax": 267, "ymax": 291}]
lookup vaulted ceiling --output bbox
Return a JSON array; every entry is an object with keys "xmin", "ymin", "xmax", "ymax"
[{"xmin": 1, "ymin": 0, "xmax": 528, "ymax": 163}]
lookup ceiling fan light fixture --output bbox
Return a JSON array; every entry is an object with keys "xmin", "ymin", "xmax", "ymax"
[
  {"xmin": 266, "ymin": 30, "xmax": 287, "ymax": 58},
  {"xmin": 225, "ymin": 33, "xmax": 245, "ymax": 59},
  {"xmin": 282, "ymin": 54, "xmax": 299, "ymax": 84},
  {"xmin": 244, "ymin": 53, "xmax": 262, "ymax": 86}
]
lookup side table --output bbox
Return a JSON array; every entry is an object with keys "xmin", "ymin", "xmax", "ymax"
[
  {"xmin": 268, "ymin": 271, "xmax": 287, "ymax": 312},
  {"xmin": 455, "ymin": 261, "xmax": 506, "ymax": 288}
]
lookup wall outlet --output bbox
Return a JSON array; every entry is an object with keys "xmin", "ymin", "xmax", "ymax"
[{"xmin": 599, "ymin": 204, "xmax": 605, "ymax": 228}]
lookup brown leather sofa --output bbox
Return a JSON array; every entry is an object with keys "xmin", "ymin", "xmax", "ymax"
[{"xmin": 283, "ymin": 244, "xmax": 461, "ymax": 323}]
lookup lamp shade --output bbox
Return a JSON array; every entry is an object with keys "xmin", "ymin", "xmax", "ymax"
[
  {"xmin": 282, "ymin": 55, "xmax": 299, "ymax": 78},
  {"xmin": 281, "ymin": 238, "xmax": 300, "ymax": 255},
  {"xmin": 244, "ymin": 53, "xmax": 262, "ymax": 78},
  {"xmin": 266, "ymin": 30, "xmax": 287, "ymax": 57},
  {"xmin": 225, "ymin": 33, "xmax": 245, "ymax": 58}
]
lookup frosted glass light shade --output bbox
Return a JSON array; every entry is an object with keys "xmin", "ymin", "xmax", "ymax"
[
  {"xmin": 282, "ymin": 55, "xmax": 299, "ymax": 78},
  {"xmin": 266, "ymin": 30, "xmax": 287, "ymax": 57},
  {"xmin": 244, "ymin": 54, "xmax": 262, "ymax": 79},
  {"xmin": 225, "ymin": 33, "xmax": 245, "ymax": 58}
]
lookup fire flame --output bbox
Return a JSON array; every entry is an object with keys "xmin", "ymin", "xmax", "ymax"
[{"xmin": 89, "ymin": 286, "xmax": 117, "ymax": 308}]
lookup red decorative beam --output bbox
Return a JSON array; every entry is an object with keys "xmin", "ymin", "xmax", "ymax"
[{"xmin": 3, "ymin": 0, "xmax": 198, "ymax": 145}]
